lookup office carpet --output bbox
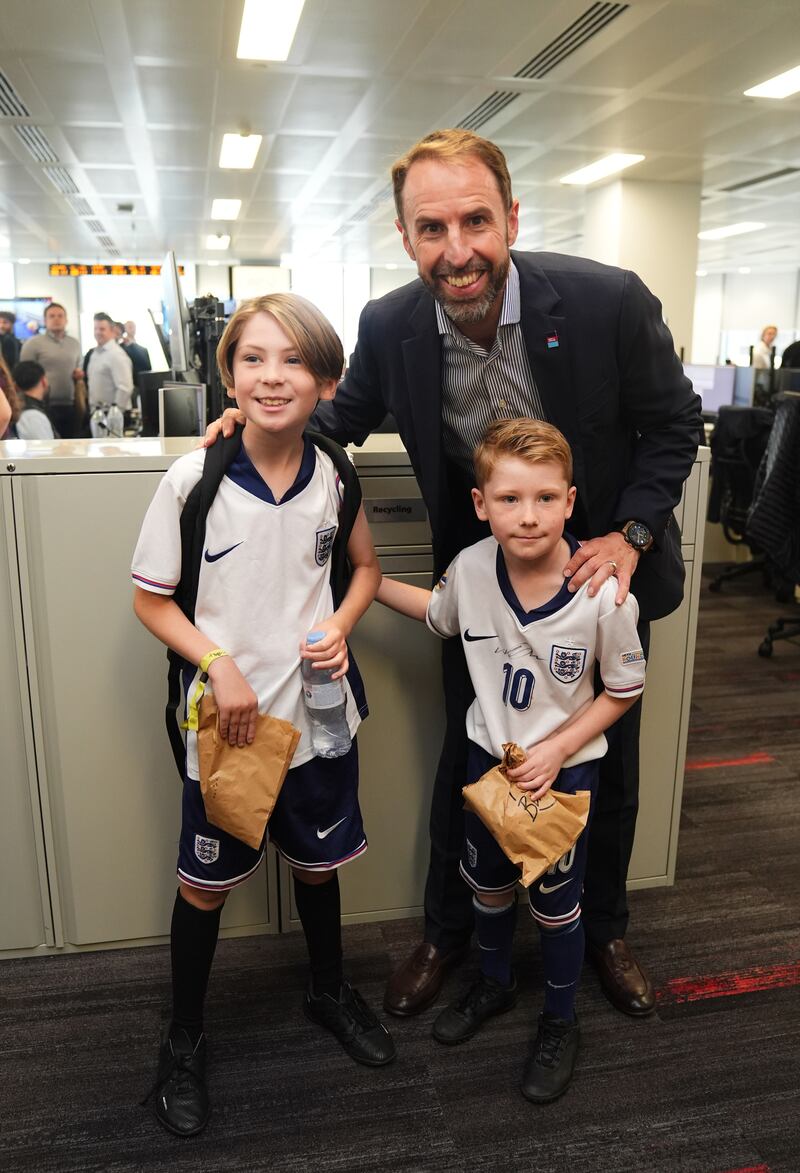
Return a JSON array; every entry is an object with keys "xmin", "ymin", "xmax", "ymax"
[{"xmin": 1, "ymin": 571, "xmax": 799, "ymax": 1173}]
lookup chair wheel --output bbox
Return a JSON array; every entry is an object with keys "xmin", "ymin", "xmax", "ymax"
[
  {"xmin": 708, "ymin": 580, "xmax": 721, "ymax": 593},
  {"xmin": 758, "ymin": 640, "xmax": 773, "ymax": 658}
]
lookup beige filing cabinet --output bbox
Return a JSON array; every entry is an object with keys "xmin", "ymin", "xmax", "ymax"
[
  {"xmin": 0, "ymin": 435, "xmax": 708, "ymax": 956},
  {"xmin": 1, "ymin": 438, "xmax": 277, "ymax": 957}
]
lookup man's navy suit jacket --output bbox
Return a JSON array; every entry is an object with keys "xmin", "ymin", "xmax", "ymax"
[{"xmin": 313, "ymin": 250, "xmax": 702, "ymax": 622}]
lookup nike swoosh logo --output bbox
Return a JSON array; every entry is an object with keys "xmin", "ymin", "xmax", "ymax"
[
  {"xmin": 539, "ymin": 878, "xmax": 571, "ymax": 894},
  {"xmin": 464, "ymin": 630, "xmax": 496, "ymax": 642},
  {"xmin": 316, "ymin": 817, "xmax": 347, "ymax": 840},
  {"xmin": 204, "ymin": 542, "xmax": 243, "ymax": 563}
]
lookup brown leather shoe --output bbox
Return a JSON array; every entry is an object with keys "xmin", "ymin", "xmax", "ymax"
[
  {"xmin": 384, "ymin": 942, "xmax": 470, "ymax": 1017},
  {"xmin": 588, "ymin": 938, "xmax": 656, "ymax": 1017}
]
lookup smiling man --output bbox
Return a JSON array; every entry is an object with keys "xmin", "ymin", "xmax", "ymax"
[{"xmin": 208, "ymin": 128, "xmax": 702, "ymax": 1022}]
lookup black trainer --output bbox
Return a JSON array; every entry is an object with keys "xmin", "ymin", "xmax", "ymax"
[
  {"xmin": 304, "ymin": 982, "xmax": 396, "ymax": 1067},
  {"xmin": 146, "ymin": 1027, "xmax": 210, "ymax": 1137},
  {"xmin": 432, "ymin": 973, "xmax": 518, "ymax": 1045},
  {"xmin": 520, "ymin": 1012, "xmax": 580, "ymax": 1103}
]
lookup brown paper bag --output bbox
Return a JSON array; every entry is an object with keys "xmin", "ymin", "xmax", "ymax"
[
  {"xmin": 462, "ymin": 742, "xmax": 591, "ymax": 887},
  {"xmin": 196, "ymin": 694, "xmax": 301, "ymax": 850}
]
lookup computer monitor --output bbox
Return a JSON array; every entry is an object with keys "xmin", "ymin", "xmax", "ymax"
[
  {"xmin": 158, "ymin": 382, "xmax": 206, "ymax": 437},
  {"xmin": 683, "ymin": 363, "xmax": 736, "ymax": 416},
  {"xmin": 160, "ymin": 249, "xmax": 191, "ymax": 372}
]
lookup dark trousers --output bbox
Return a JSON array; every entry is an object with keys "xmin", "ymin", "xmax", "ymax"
[
  {"xmin": 423, "ymin": 617, "xmax": 651, "ymax": 952},
  {"xmin": 49, "ymin": 402, "xmax": 77, "ymax": 440}
]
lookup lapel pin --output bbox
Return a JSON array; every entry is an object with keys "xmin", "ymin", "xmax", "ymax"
[{"xmin": 546, "ymin": 331, "xmax": 559, "ymax": 349}]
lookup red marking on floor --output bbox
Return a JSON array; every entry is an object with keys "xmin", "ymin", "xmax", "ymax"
[
  {"xmin": 684, "ymin": 751, "xmax": 774, "ymax": 771},
  {"xmin": 658, "ymin": 961, "xmax": 800, "ymax": 1005},
  {"xmin": 716, "ymin": 1165, "xmax": 770, "ymax": 1173}
]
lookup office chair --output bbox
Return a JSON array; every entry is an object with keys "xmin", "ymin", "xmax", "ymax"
[
  {"xmin": 707, "ymin": 405, "xmax": 774, "ymax": 593},
  {"xmin": 748, "ymin": 394, "xmax": 800, "ymax": 656}
]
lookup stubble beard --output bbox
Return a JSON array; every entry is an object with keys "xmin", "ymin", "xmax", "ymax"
[{"xmin": 427, "ymin": 253, "xmax": 510, "ymax": 325}]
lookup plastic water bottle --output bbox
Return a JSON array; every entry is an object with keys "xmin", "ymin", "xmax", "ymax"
[
  {"xmin": 106, "ymin": 403, "xmax": 124, "ymax": 437},
  {"xmin": 301, "ymin": 631, "xmax": 351, "ymax": 759}
]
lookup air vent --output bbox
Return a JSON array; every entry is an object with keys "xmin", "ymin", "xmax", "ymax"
[
  {"xmin": 349, "ymin": 183, "xmax": 393, "ymax": 224},
  {"xmin": 459, "ymin": 3, "xmax": 629, "ymax": 133},
  {"xmin": 720, "ymin": 167, "xmax": 800, "ymax": 193},
  {"xmin": 85, "ymin": 219, "xmax": 106, "ymax": 235},
  {"xmin": 340, "ymin": 4, "xmax": 629, "ymax": 230},
  {"xmin": 13, "ymin": 125, "xmax": 59, "ymax": 164},
  {"xmin": 96, "ymin": 234, "xmax": 117, "ymax": 251},
  {"xmin": 43, "ymin": 165, "xmax": 80, "ymax": 195},
  {"xmin": 0, "ymin": 69, "xmax": 30, "ymax": 117},
  {"xmin": 66, "ymin": 195, "xmax": 95, "ymax": 217}
]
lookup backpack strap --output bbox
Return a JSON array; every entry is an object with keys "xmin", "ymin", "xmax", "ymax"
[
  {"xmin": 307, "ymin": 430, "xmax": 362, "ymax": 606},
  {"xmin": 165, "ymin": 424, "xmax": 245, "ymax": 777}
]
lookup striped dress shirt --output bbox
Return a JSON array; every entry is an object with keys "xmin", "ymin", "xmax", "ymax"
[{"xmin": 437, "ymin": 261, "xmax": 545, "ymax": 470}]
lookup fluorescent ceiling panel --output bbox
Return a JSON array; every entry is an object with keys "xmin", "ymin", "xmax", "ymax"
[
  {"xmin": 237, "ymin": 0, "xmax": 305, "ymax": 62},
  {"xmin": 697, "ymin": 222, "xmax": 766, "ymax": 240},
  {"xmin": 211, "ymin": 199, "xmax": 242, "ymax": 220},
  {"xmin": 206, "ymin": 234, "xmax": 231, "ymax": 249},
  {"xmin": 560, "ymin": 153, "xmax": 645, "ymax": 185},
  {"xmin": 219, "ymin": 134, "xmax": 262, "ymax": 170},
  {"xmin": 744, "ymin": 64, "xmax": 800, "ymax": 99}
]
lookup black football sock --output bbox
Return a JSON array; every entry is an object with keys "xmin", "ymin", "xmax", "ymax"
[
  {"xmin": 169, "ymin": 889, "xmax": 223, "ymax": 1045},
  {"xmin": 540, "ymin": 918, "xmax": 583, "ymax": 1021},
  {"xmin": 473, "ymin": 893, "xmax": 516, "ymax": 987},
  {"xmin": 293, "ymin": 872, "xmax": 343, "ymax": 1000}
]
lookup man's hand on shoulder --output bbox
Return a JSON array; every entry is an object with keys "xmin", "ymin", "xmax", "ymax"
[
  {"xmin": 202, "ymin": 406, "xmax": 246, "ymax": 448},
  {"xmin": 563, "ymin": 531, "xmax": 638, "ymax": 606}
]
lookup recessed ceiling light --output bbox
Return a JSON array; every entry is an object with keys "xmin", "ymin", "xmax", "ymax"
[
  {"xmin": 695, "ymin": 269, "xmax": 708, "ymax": 277},
  {"xmin": 207, "ymin": 261, "xmax": 220, "ymax": 267},
  {"xmin": 0, "ymin": 234, "xmax": 9, "ymax": 249},
  {"xmin": 17, "ymin": 257, "xmax": 30, "ymax": 264},
  {"xmin": 697, "ymin": 222, "xmax": 765, "ymax": 240},
  {"xmin": 211, "ymin": 199, "xmax": 242, "ymax": 220},
  {"xmin": 386, "ymin": 264, "xmax": 398, "ymax": 270},
  {"xmin": 219, "ymin": 133, "xmax": 262, "ymax": 170},
  {"xmin": 206, "ymin": 234, "xmax": 230, "ymax": 250},
  {"xmin": 738, "ymin": 267, "xmax": 751, "ymax": 274},
  {"xmin": 744, "ymin": 64, "xmax": 800, "ymax": 99},
  {"xmin": 237, "ymin": 0, "xmax": 305, "ymax": 62},
  {"xmin": 560, "ymin": 153, "xmax": 645, "ymax": 185}
]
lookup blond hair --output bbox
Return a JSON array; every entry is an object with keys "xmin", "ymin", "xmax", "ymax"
[
  {"xmin": 473, "ymin": 418, "xmax": 573, "ymax": 488},
  {"xmin": 216, "ymin": 293, "xmax": 344, "ymax": 392},
  {"xmin": 391, "ymin": 129, "xmax": 513, "ymax": 223}
]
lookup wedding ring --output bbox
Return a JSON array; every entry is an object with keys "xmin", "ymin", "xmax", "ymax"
[{"xmin": 607, "ymin": 560, "xmax": 617, "ymax": 572}]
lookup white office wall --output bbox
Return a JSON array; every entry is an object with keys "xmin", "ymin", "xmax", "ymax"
[
  {"xmin": 691, "ymin": 274, "xmax": 724, "ymax": 364},
  {"xmin": 0, "ymin": 263, "xmax": 14, "ymax": 298},
  {"xmin": 371, "ymin": 266, "xmax": 416, "ymax": 300}
]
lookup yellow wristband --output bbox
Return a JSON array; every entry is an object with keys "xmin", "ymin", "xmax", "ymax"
[
  {"xmin": 183, "ymin": 649, "xmax": 229, "ymax": 732},
  {"xmin": 199, "ymin": 648, "xmax": 229, "ymax": 675}
]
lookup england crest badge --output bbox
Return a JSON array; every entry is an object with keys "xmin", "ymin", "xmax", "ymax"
[
  {"xmin": 194, "ymin": 835, "xmax": 220, "ymax": 865},
  {"xmin": 315, "ymin": 526, "xmax": 336, "ymax": 566},
  {"xmin": 549, "ymin": 644, "xmax": 587, "ymax": 683}
]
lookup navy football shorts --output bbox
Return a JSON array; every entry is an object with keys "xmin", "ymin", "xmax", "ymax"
[
  {"xmin": 178, "ymin": 740, "xmax": 366, "ymax": 893},
  {"xmin": 460, "ymin": 741, "xmax": 599, "ymax": 928}
]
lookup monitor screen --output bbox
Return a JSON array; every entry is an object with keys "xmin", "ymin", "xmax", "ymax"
[
  {"xmin": 0, "ymin": 297, "xmax": 52, "ymax": 341},
  {"xmin": 158, "ymin": 382, "xmax": 206, "ymax": 437},
  {"xmin": 160, "ymin": 250, "xmax": 190, "ymax": 371},
  {"xmin": 683, "ymin": 363, "xmax": 736, "ymax": 415}
]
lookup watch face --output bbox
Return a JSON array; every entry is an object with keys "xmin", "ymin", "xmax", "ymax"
[{"xmin": 625, "ymin": 521, "xmax": 652, "ymax": 549}]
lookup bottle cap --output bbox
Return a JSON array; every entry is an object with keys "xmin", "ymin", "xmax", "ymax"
[{"xmin": 306, "ymin": 630, "xmax": 325, "ymax": 645}]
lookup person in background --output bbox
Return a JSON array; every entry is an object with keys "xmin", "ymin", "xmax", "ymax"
[
  {"xmin": 12, "ymin": 360, "xmax": 56, "ymax": 441},
  {"xmin": 86, "ymin": 312, "xmax": 134, "ymax": 411},
  {"xmin": 0, "ymin": 310, "xmax": 22, "ymax": 371},
  {"xmin": 0, "ymin": 352, "xmax": 19, "ymax": 438},
  {"xmin": 20, "ymin": 302, "xmax": 83, "ymax": 439},
  {"xmin": 752, "ymin": 325, "xmax": 778, "ymax": 370},
  {"xmin": 122, "ymin": 319, "xmax": 152, "ymax": 381}
]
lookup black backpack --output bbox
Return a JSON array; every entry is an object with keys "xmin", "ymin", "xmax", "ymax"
[{"xmin": 165, "ymin": 424, "xmax": 362, "ymax": 776}]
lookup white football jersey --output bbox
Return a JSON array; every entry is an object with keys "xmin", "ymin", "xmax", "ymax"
[
  {"xmin": 132, "ymin": 438, "xmax": 365, "ymax": 776},
  {"xmin": 426, "ymin": 534, "xmax": 645, "ymax": 765}
]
